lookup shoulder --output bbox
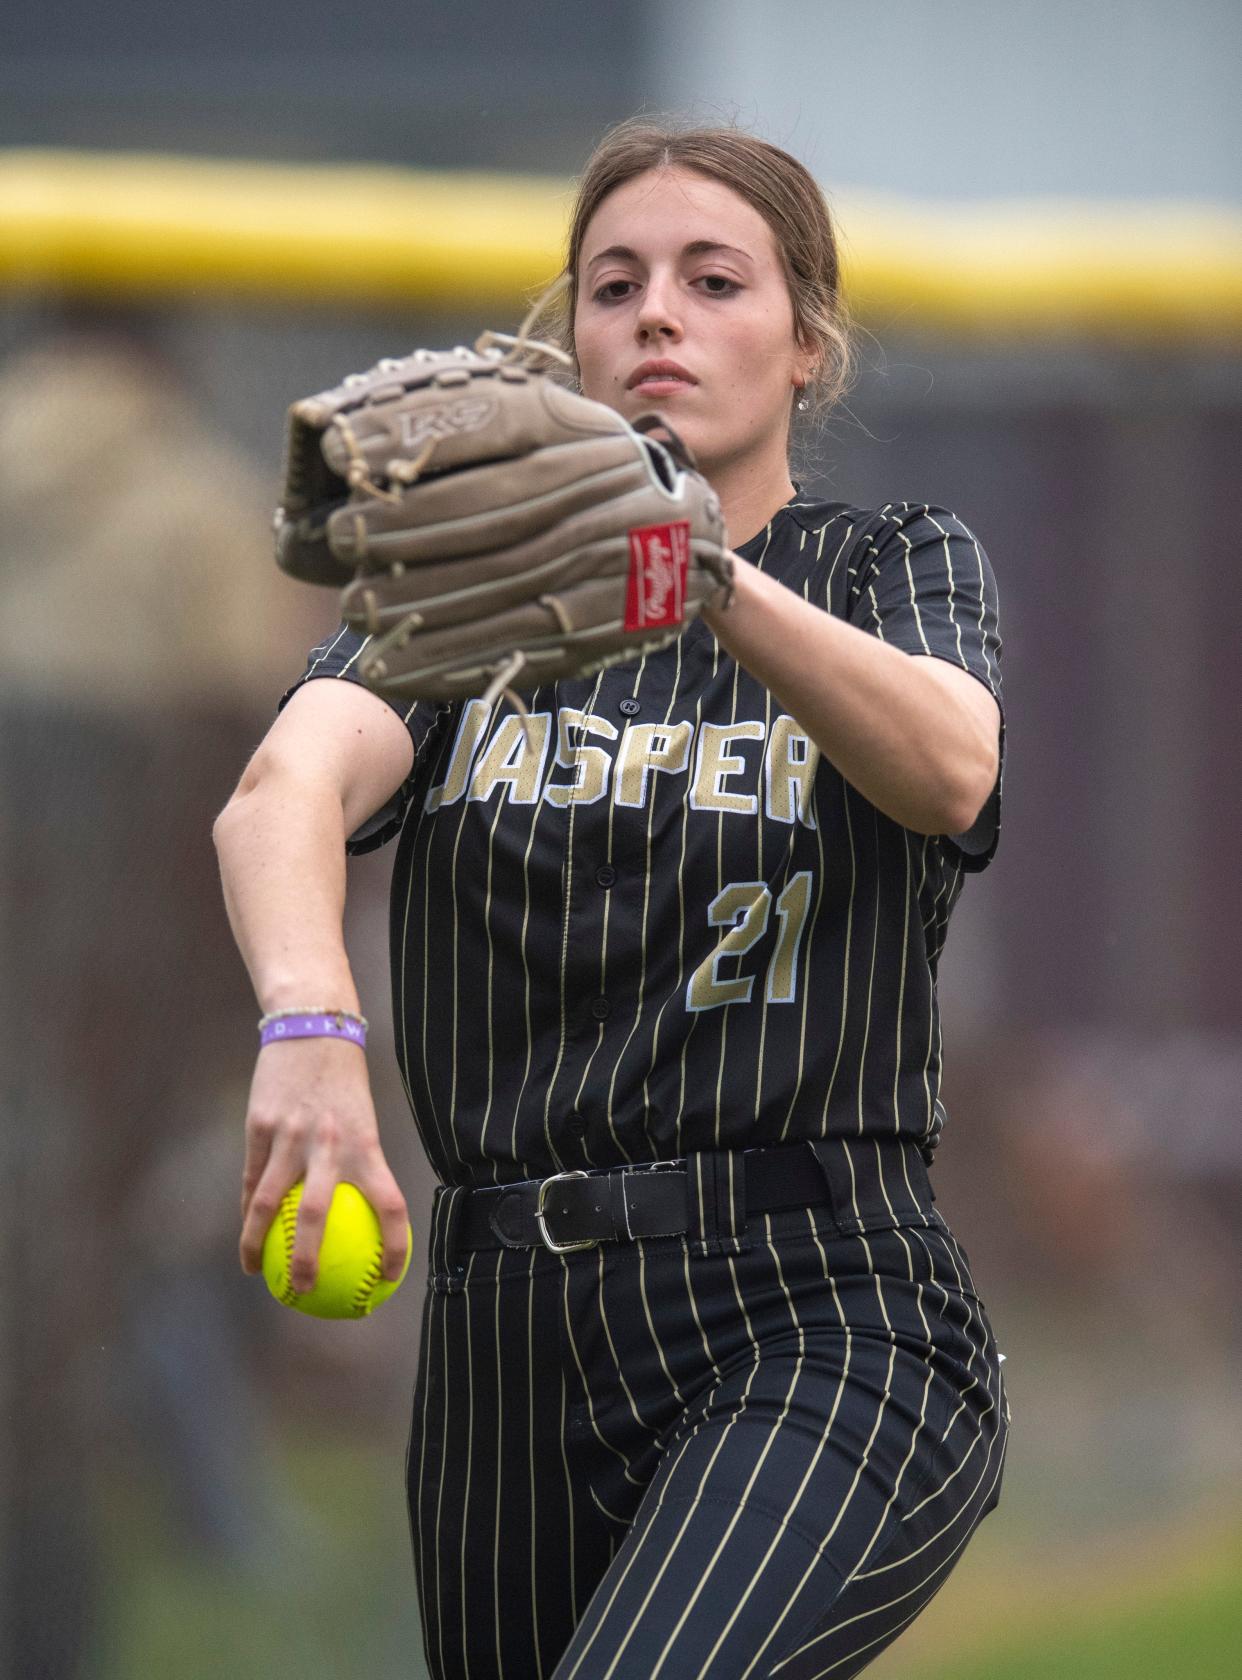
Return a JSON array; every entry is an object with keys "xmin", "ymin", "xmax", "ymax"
[{"xmin": 784, "ymin": 497, "xmax": 986, "ymax": 551}]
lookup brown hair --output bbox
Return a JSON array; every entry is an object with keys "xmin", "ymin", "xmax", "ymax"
[{"xmin": 538, "ymin": 116, "xmax": 853, "ymax": 428}]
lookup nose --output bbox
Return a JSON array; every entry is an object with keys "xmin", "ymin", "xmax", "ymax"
[{"xmin": 635, "ymin": 269, "xmax": 682, "ymax": 343}]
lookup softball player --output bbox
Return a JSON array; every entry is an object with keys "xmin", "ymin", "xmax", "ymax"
[{"xmin": 217, "ymin": 120, "xmax": 1009, "ymax": 1679}]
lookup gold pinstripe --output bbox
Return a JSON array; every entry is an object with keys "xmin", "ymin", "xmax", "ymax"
[
  {"xmin": 305, "ymin": 622, "xmax": 365, "ymax": 680},
  {"xmin": 891, "ymin": 839, "xmax": 913, "ymax": 1137},
  {"xmin": 559, "ymin": 1255, "xmax": 645, "ymax": 1491},
  {"xmin": 778, "ymin": 773, "xmax": 827, "ymax": 1145},
  {"xmin": 606, "ymin": 644, "xmax": 681, "ymax": 1154},
  {"xmin": 853, "ymin": 808, "xmax": 884, "ymax": 1143},
  {"xmin": 434, "ymin": 1259, "xmax": 453, "ymax": 1676},
  {"xmin": 538, "ymin": 679, "xmax": 597, "ymax": 1173},
  {"xmin": 926, "ymin": 510, "xmax": 968, "ymax": 669},
  {"xmin": 476, "ymin": 786, "xmax": 510, "ymax": 1168},
  {"xmin": 913, "ymin": 836, "xmax": 935, "ymax": 1141},
  {"xmin": 818, "ymin": 783, "xmax": 858, "ymax": 1138},
  {"xmin": 557, "ymin": 1347, "xmax": 580, "ymax": 1627},
  {"xmin": 488, "ymin": 1248, "xmax": 503, "ymax": 1677},
  {"xmin": 965, "ymin": 527, "xmax": 1002, "ymax": 694},
  {"xmin": 408, "ymin": 1289, "xmax": 434, "ymax": 1666},
  {"xmin": 569, "ymin": 698, "xmax": 627, "ymax": 1164},
  {"xmin": 766, "ymin": 534, "xmax": 841, "ymax": 1147},
  {"xmin": 749, "ymin": 675, "xmax": 774, "ymax": 1124},
  {"xmin": 457, "ymin": 1251, "xmax": 476, "ymax": 1668},
  {"xmin": 445, "ymin": 716, "xmax": 489, "ymax": 1180},
  {"xmin": 591, "ymin": 1243, "xmax": 664, "ymax": 1442},
  {"xmin": 652, "ymin": 681, "xmax": 703, "ymax": 1151},
  {"xmin": 401, "ymin": 773, "xmax": 448, "ymax": 1168},
  {"xmin": 676, "ymin": 1237, "xmax": 724, "ymax": 1384},
  {"xmin": 506, "ymin": 715, "xmax": 551, "ymax": 1170},
  {"xmin": 637, "ymin": 1240, "xmax": 689, "ymax": 1407},
  {"xmin": 709, "ymin": 657, "xmax": 744, "ymax": 1143},
  {"xmin": 893, "ymin": 518, "xmax": 933, "ymax": 658},
  {"xmin": 523, "ymin": 1254, "xmax": 545, "ymax": 1679},
  {"xmin": 776, "ymin": 522, "xmax": 850, "ymax": 1142},
  {"xmin": 590, "ymin": 1484, "xmax": 629, "ymax": 1525},
  {"xmin": 867, "ymin": 581, "xmax": 934, "ymax": 1169}
]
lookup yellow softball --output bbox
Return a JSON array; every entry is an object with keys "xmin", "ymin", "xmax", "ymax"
[{"xmin": 262, "ymin": 1180, "xmax": 412, "ymax": 1319}]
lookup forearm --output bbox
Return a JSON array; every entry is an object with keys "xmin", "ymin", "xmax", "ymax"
[
  {"xmin": 703, "ymin": 555, "xmax": 991, "ymax": 834},
  {"xmin": 212, "ymin": 769, "xmax": 361, "ymax": 1015}
]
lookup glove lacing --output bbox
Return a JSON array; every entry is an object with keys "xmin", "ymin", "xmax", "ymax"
[{"xmin": 474, "ymin": 272, "xmax": 574, "ymax": 371}]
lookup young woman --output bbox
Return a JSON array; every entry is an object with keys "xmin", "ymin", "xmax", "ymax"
[{"xmin": 216, "ymin": 119, "xmax": 1009, "ymax": 1680}]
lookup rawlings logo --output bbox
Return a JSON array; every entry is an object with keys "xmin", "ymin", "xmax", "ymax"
[
  {"xmin": 399, "ymin": 397, "xmax": 496, "ymax": 448},
  {"xmin": 624, "ymin": 521, "xmax": 690, "ymax": 631}
]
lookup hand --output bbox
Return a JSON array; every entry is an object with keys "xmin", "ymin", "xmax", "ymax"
[
  {"xmin": 272, "ymin": 339, "xmax": 732, "ymax": 707},
  {"xmin": 239, "ymin": 1036, "xmax": 410, "ymax": 1292}
]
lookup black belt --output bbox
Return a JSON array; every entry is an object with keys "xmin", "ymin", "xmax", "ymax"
[{"xmin": 454, "ymin": 1140, "xmax": 918, "ymax": 1254}]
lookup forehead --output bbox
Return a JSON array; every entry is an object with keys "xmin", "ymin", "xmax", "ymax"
[{"xmin": 580, "ymin": 167, "xmax": 779, "ymax": 267}]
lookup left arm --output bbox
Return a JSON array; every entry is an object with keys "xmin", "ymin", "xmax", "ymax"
[{"xmin": 701, "ymin": 552, "xmax": 1001, "ymax": 836}]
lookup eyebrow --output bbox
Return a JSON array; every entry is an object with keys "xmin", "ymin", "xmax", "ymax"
[{"xmin": 585, "ymin": 240, "xmax": 754, "ymax": 271}]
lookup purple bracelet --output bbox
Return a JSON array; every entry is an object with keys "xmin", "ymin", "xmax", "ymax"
[{"xmin": 258, "ymin": 1011, "xmax": 368, "ymax": 1049}]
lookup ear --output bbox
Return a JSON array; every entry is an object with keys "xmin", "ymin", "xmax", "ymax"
[{"xmin": 791, "ymin": 335, "xmax": 820, "ymax": 393}]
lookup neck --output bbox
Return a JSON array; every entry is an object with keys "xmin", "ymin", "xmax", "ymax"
[{"xmin": 699, "ymin": 439, "xmax": 797, "ymax": 551}]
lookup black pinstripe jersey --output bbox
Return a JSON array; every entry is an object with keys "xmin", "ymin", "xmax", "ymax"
[{"xmin": 281, "ymin": 494, "xmax": 1004, "ymax": 1189}]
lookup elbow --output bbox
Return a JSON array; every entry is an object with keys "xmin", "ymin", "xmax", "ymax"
[
  {"xmin": 939, "ymin": 749, "xmax": 1000, "ymax": 838},
  {"xmin": 939, "ymin": 794, "xmax": 984, "ymax": 840},
  {"xmin": 212, "ymin": 797, "xmax": 241, "ymax": 856},
  {"xmin": 212, "ymin": 763, "xmax": 264, "ymax": 850}
]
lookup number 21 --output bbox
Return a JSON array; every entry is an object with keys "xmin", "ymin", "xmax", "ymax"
[{"xmin": 685, "ymin": 871, "xmax": 813, "ymax": 1012}]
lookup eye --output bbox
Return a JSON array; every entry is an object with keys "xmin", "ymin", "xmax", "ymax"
[
  {"xmin": 590, "ymin": 273, "xmax": 742, "ymax": 304},
  {"xmin": 697, "ymin": 274, "xmax": 741, "ymax": 296}
]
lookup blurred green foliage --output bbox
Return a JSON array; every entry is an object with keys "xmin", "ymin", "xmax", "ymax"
[
  {"xmin": 94, "ymin": 1432, "xmax": 426, "ymax": 1680},
  {"xmin": 908, "ymin": 1529, "xmax": 1242, "ymax": 1680},
  {"xmin": 93, "ymin": 1432, "xmax": 1240, "ymax": 1680}
]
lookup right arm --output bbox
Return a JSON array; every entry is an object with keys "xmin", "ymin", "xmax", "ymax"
[{"xmin": 212, "ymin": 677, "xmax": 416, "ymax": 1290}]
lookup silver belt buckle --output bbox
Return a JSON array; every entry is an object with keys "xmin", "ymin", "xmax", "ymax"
[{"xmin": 535, "ymin": 1169, "xmax": 599, "ymax": 1253}]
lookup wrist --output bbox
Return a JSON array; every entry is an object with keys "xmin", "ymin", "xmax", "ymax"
[
  {"xmin": 258, "ymin": 973, "xmax": 361, "ymax": 1016},
  {"xmin": 258, "ymin": 1009, "xmax": 368, "ymax": 1050},
  {"xmin": 702, "ymin": 548, "xmax": 758, "ymax": 634}
]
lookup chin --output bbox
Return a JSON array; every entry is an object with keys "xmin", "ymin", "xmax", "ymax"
[{"xmin": 629, "ymin": 406, "xmax": 708, "ymax": 453}]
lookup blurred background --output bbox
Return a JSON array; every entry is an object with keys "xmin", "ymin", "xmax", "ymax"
[{"xmin": 2, "ymin": 2, "xmax": 1240, "ymax": 1676}]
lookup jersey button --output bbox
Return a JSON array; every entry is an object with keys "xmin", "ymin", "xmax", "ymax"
[
  {"xmin": 589, "ymin": 996, "xmax": 611, "ymax": 1021},
  {"xmin": 595, "ymin": 864, "xmax": 617, "ymax": 888},
  {"xmin": 618, "ymin": 697, "xmax": 641, "ymax": 717},
  {"xmin": 567, "ymin": 1112, "xmax": 587, "ymax": 1137}
]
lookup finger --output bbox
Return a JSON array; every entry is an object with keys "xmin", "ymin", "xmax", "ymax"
[
  {"xmin": 240, "ymin": 1111, "xmax": 276, "ymax": 1228},
  {"xmin": 289, "ymin": 1161, "xmax": 340, "ymax": 1294},
  {"xmin": 362, "ymin": 1167, "xmax": 411, "ymax": 1282},
  {"xmin": 239, "ymin": 1149, "xmax": 303, "ymax": 1277}
]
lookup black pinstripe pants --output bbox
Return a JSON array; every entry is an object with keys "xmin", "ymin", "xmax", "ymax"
[{"xmin": 408, "ymin": 1138, "xmax": 1010, "ymax": 1680}]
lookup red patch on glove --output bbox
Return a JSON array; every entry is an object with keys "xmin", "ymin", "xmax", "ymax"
[{"xmin": 624, "ymin": 521, "xmax": 690, "ymax": 631}]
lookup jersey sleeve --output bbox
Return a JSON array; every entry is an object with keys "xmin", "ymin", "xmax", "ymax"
[
  {"xmin": 277, "ymin": 623, "xmax": 453, "ymax": 855},
  {"xmin": 846, "ymin": 504, "xmax": 1005, "ymax": 872}
]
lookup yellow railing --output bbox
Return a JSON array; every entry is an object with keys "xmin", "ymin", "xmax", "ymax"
[{"xmin": 3, "ymin": 149, "xmax": 1241, "ymax": 340}]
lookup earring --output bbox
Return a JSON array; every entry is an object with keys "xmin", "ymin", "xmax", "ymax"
[{"xmin": 796, "ymin": 398, "xmax": 808, "ymax": 412}]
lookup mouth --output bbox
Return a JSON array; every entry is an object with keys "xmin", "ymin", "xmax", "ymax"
[
  {"xmin": 627, "ymin": 361, "xmax": 698, "ymax": 394},
  {"xmin": 631, "ymin": 378, "xmax": 695, "ymax": 396}
]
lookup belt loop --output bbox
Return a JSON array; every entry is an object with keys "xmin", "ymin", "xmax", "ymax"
[
  {"xmin": 685, "ymin": 1149, "xmax": 752, "ymax": 1258},
  {"xmin": 429, "ymin": 1184, "xmax": 469, "ymax": 1293},
  {"xmin": 804, "ymin": 1137, "xmax": 860, "ymax": 1234},
  {"xmin": 805, "ymin": 1136, "xmax": 937, "ymax": 1233}
]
